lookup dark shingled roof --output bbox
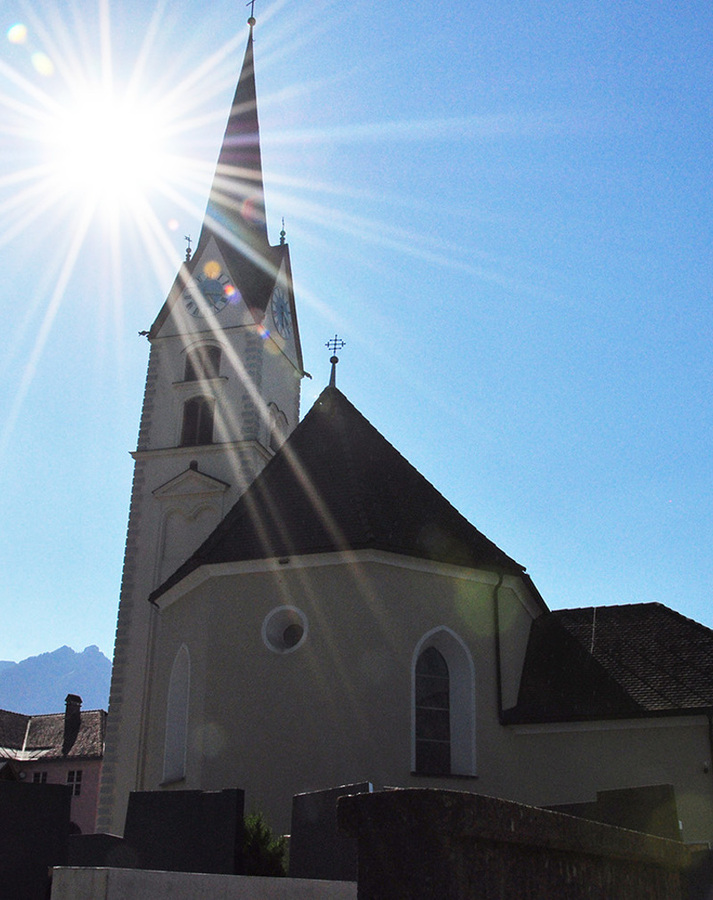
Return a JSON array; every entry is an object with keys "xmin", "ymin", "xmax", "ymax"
[
  {"xmin": 0, "ymin": 709, "xmax": 29, "ymax": 750},
  {"xmin": 0, "ymin": 707, "xmax": 106, "ymax": 760},
  {"xmin": 151, "ymin": 386, "xmax": 527, "ymax": 601},
  {"xmin": 506, "ymin": 603, "xmax": 713, "ymax": 723}
]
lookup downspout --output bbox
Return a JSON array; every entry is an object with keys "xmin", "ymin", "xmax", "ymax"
[{"xmin": 493, "ymin": 571, "xmax": 505, "ymax": 723}]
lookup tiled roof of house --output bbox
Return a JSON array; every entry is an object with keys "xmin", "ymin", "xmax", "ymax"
[
  {"xmin": 0, "ymin": 706, "xmax": 106, "ymax": 760},
  {"xmin": 152, "ymin": 386, "xmax": 529, "ymax": 601},
  {"xmin": 0, "ymin": 709, "xmax": 29, "ymax": 750},
  {"xmin": 505, "ymin": 603, "xmax": 713, "ymax": 723}
]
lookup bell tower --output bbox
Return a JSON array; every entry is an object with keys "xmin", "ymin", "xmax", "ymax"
[{"xmin": 97, "ymin": 18, "xmax": 304, "ymax": 834}]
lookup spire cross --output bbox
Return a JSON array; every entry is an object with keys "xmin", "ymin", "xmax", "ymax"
[
  {"xmin": 246, "ymin": 0, "xmax": 256, "ymax": 24},
  {"xmin": 184, "ymin": 235, "xmax": 192, "ymax": 262},
  {"xmin": 326, "ymin": 335, "xmax": 346, "ymax": 387}
]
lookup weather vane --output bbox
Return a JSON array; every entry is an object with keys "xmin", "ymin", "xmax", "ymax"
[
  {"xmin": 326, "ymin": 334, "xmax": 346, "ymax": 387},
  {"xmin": 184, "ymin": 235, "xmax": 192, "ymax": 262}
]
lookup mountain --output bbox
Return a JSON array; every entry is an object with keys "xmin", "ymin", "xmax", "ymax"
[{"xmin": 0, "ymin": 645, "xmax": 111, "ymax": 714}]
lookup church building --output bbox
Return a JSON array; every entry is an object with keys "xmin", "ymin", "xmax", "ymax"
[{"xmin": 99, "ymin": 18, "xmax": 713, "ymax": 844}]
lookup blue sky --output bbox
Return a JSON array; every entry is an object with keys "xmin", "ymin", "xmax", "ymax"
[{"xmin": 0, "ymin": 0, "xmax": 711, "ymax": 662}]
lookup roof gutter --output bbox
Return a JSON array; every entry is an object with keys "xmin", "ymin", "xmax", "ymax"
[{"xmin": 493, "ymin": 570, "xmax": 505, "ymax": 723}]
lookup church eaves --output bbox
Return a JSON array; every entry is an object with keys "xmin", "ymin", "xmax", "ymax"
[{"xmin": 150, "ymin": 386, "xmax": 528, "ymax": 602}]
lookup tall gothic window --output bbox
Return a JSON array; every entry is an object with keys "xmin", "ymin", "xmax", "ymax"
[
  {"xmin": 184, "ymin": 345, "xmax": 221, "ymax": 381},
  {"xmin": 163, "ymin": 645, "xmax": 190, "ymax": 783},
  {"xmin": 268, "ymin": 403, "xmax": 289, "ymax": 452},
  {"xmin": 412, "ymin": 628, "xmax": 476, "ymax": 777},
  {"xmin": 415, "ymin": 646, "xmax": 451, "ymax": 775},
  {"xmin": 180, "ymin": 396, "xmax": 214, "ymax": 446}
]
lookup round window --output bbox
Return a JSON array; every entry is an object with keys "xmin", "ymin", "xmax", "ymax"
[{"xmin": 262, "ymin": 606, "xmax": 308, "ymax": 654}]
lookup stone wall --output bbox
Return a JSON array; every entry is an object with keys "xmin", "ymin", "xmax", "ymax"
[{"xmin": 338, "ymin": 789, "xmax": 693, "ymax": 899}]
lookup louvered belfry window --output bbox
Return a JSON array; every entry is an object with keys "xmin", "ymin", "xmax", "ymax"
[{"xmin": 180, "ymin": 396, "xmax": 215, "ymax": 446}]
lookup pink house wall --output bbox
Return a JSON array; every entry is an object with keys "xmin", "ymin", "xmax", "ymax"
[{"xmin": 21, "ymin": 758, "xmax": 103, "ymax": 835}]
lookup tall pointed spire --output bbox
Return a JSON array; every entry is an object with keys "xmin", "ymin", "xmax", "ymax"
[{"xmin": 196, "ymin": 21, "xmax": 268, "ymax": 257}]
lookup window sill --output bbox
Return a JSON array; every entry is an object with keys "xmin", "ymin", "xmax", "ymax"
[{"xmin": 173, "ymin": 376, "xmax": 227, "ymax": 389}]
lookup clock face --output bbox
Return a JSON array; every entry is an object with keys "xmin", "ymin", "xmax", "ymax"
[
  {"xmin": 183, "ymin": 268, "xmax": 238, "ymax": 318},
  {"xmin": 271, "ymin": 287, "xmax": 292, "ymax": 337}
]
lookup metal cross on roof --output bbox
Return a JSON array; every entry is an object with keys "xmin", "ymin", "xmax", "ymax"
[
  {"xmin": 326, "ymin": 335, "xmax": 345, "ymax": 387},
  {"xmin": 246, "ymin": 0, "xmax": 256, "ymax": 24},
  {"xmin": 184, "ymin": 235, "xmax": 192, "ymax": 262}
]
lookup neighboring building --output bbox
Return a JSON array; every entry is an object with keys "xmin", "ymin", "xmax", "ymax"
[
  {"xmin": 100, "ymin": 16, "xmax": 713, "ymax": 845},
  {"xmin": 0, "ymin": 694, "xmax": 106, "ymax": 834}
]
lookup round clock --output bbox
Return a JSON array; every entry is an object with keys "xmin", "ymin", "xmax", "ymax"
[
  {"xmin": 183, "ymin": 271, "xmax": 234, "ymax": 317},
  {"xmin": 271, "ymin": 287, "xmax": 292, "ymax": 337}
]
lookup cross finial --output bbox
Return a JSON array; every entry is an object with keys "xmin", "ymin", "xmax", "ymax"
[
  {"xmin": 247, "ymin": 0, "xmax": 256, "ymax": 26},
  {"xmin": 326, "ymin": 335, "xmax": 345, "ymax": 387},
  {"xmin": 279, "ymin": 217, "xmax": 286, "ymax": 245},
  {"xmin": 184, "ymin": 235, "xmax": 192, "ymax": 262}
]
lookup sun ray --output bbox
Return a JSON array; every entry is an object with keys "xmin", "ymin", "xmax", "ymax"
[{"xmin": 0, "ymin": 200, "xmax": 94, "ymax": 456}]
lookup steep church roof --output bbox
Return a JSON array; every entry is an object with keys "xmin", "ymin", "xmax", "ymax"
[
  {"xmin": 149, "ymin": 23, "xmax": 298, "ymax": 342},
  {"xmin": 506, "ymin": 602, "xmax": 713, "ymax": 723},
  {"xmin": 151, "ymin": 386, "xmax": 528, "ymax": 601}
]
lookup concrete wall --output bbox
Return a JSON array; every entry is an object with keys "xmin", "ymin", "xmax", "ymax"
[{"xmin": 51, "ymin": 868, "xmax": 356, "ymax": 900}]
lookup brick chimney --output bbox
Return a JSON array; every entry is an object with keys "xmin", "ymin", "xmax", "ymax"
[{"xmin": 63, "ymin": 693, "xmax": 82, "ymax": 755}]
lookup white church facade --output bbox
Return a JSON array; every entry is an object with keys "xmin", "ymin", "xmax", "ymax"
[{"xmin": 99, "ymin": 19, "xmax": 713, "ymax": 844}]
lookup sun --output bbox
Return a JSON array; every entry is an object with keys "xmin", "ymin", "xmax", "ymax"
[{"xmin": 48, "ymin": 86, "xmax": 170, "ymax": 212}]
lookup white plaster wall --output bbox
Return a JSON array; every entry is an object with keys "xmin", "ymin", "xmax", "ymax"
[{"xmin": 139, "ymin": 552, "xmax": 713, "ymax": 844}]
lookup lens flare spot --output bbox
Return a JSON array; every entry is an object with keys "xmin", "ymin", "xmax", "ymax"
[
  {"xmin": 240, "ymin": 196, "xmax": 264, "ymax": 225},
  {"xmin": 167, "ymin": 218, "xmax": 179, "ymax": 231},
  {"xmin": 203, "ymin": 259, "xmax": 221, "ymax": 279},
  {"xmin": 193, "ymin": 722, "xmax": 227, "ymax": 759},
  {"xmin": 224, "ymin": 283, "xmax": 242, "ymax": 305},
  {"xmin": 31, "ymin": 52, "xmax": 54, "ymax": 76},
  {"xmin": 7, "ymin": 24, "xmax": 27, "ymax": 44},
  {"xmin": 454, "ymin": 582, "xmax": 494, "ymax": 636}
]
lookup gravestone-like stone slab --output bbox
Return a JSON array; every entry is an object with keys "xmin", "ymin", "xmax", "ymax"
[
  {"xmin": 0, "ymin": 781, "xmax": 71, "ymax": 900},
  {"xmin": 289, "ymin": 783, "xmax": 371, "ymax": 881},
  {"xmin": 67, "ymin": 832, "xmax": 138, "ymax": 869},
  {"xmin": 550, "ymin": 783, "xmax": 680, "ymax": 840},
  {"xmin": 123, "ymin": 788, "xmax": 245, "ymax": 874}
]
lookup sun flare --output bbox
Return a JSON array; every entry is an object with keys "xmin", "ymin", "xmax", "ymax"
[{"xmin": 48, "ymin": 87, "xmax": 170, "ymax": 210}]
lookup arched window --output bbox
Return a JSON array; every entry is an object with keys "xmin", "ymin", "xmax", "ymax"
[
  {"xmin": 415, "ymin": 647, "xmax": 451, "ymax": 775},
  {"xmin": 163, "ymin": 645, "xmax": 190, "ymax": 783},
  {"xmin": 412, "ymin": 628, "xmax": 476, "ymax": 777},
  {"xmin": 184, "ymin": 345, "xmax": 221, "ymax": 381},
  {"xmin": 180, "ymin": 396, "xmax": 214, "ymax": 446},
  {"xmin": 268, "ymin": 403, "xmax": 289, "ymax": 452}
]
